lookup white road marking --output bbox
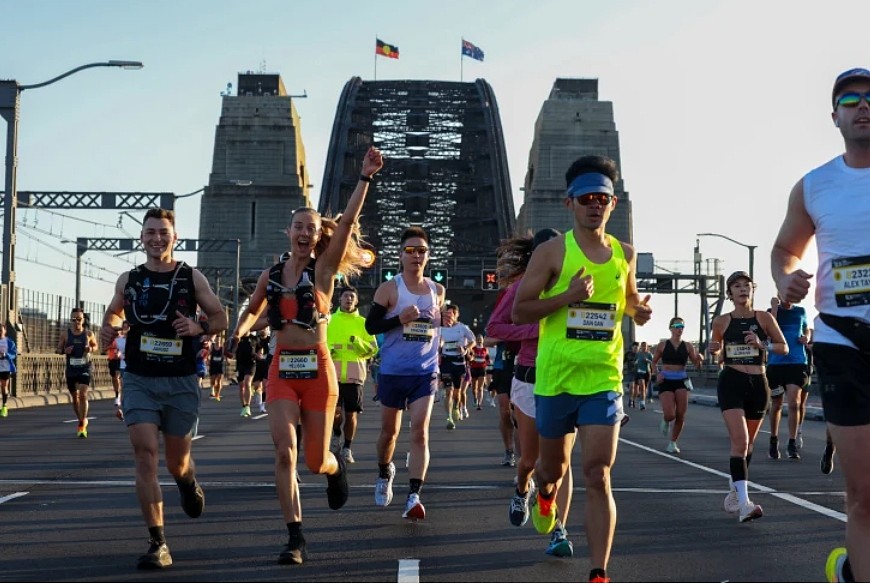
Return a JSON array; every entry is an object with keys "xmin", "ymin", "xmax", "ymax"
[
  {"xmin": 620, "ymin": 437, "xmax": 847, "ymax": 523},
  {"xmin": 192, "ymin": 434, "xmax": 205, "ymax": 441},
  {"xmin": 398, "ymin": 558, "xmax": 420, "ymax": 583},
  {"xmin": 0, "ymin": 491, "xmax": 28, "ymax": 504},
  {"xmin": 63, "ymin": 417, "xmax": 95, "ymax": 424},
  {"xmin": 252, "ymin": 413, "xmax": 268, "ymax": 420}
]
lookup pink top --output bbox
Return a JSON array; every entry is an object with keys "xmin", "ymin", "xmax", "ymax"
[{"xmin": 485, "ymin": 279, "xmax": 538, "ymax": 367}]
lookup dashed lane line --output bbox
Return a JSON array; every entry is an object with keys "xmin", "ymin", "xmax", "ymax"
[
  {"xmin": 0, "ymin": 491, "xmax": 29, "ymax": 504},
  {"xmin": 397, "ymin": 558, "xmax": 420, "ymax": 583}
]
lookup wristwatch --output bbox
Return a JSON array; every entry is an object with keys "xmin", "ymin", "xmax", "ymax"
[{"xmin": 200, "ymin": 320, "xmax": 211, "ymax": 335}]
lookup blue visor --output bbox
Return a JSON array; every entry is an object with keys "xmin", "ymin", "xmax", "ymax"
[{"xmin": 566, "ymin": 173, "xmax": 614, "ymax": 198}]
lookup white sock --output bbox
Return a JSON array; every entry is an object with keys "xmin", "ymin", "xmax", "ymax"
[{"xmin": 735, "ymin": 479, "xmax": 749, "ymax": 505}]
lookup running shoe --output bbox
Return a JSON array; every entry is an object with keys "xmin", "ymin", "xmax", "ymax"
[
  {"xmin": 821, "ymin": 443, "xmax": 836, "ymax": 475},
  {"xmin": 326, "ymin": 454, "xmax": 349, "ymax": 510},
  {"xmin": 137, "ymin": 539, "xmax": 172, "ymax": 570},
  {"xmin": 374, "ymin": 461, "xmax": 395, "ymax": 506},
  {"xmin": 666, "ymin": 441, "xmax": 680, "ymax": 454},
  {"xmin": 546, "ymin": 524, "xmax": 573, "ymax": 557},
  {"xmin": 462, "ymin": 406, "xmax": 470, "ymax": 419},
  {"xmin": 531, "ymin": 492, "xmax": 558, "ymax": 534},
  {"xmin": 797, "ymin": 430, "xmax": 804, "ymax": 450},
  {"xmin": 501, "ymin": 450, "xmax": 516, "ymax": 467},
  {"xmin": 177, "ymin": 478, "xmax": 205, "ymax": 518},
  {"xmin": 403, "ymin": 493, "xmax": 426, "ymax": 520},
  {"xmin": 214, "ymin": 395, "xmax": 222, "ymax": 402},
  {"xmin": 452, "ymin": 407, "xmax": 460, "ymax": 421},
  {"xmin": 278, "ymin": 531, "xmax": 307, "ymax": 565},
  {"xmin": 446, "ymin": 418, "xmax": 455, "ymax": 430},
  {"xmin": 787, "ymin": 440, "xmax": 801, "ymax": 460},
  {"xmin": 476, "ymin": 404, "xmax": 482, "ymax": 411},
  {"xmin": 509, "ymin": 490, "xmax": 530, "ymax": 526},
  {"xmin": 259, "ymin": 403, "xmax": 267, "ymax": 414},
  {"xmin": 659, "ymin": 419, "xmax": 669, "ymax": 436},
  {"xmin": 769, "ymin": 436, "xmax": 781, "ymax": 460},
  {"xmin": 639, "ymin": 400, "xmax": 646, "ymax": 410},
  {"xmin": 340, "ymin": 447, "xmax": 355, "ymax": 464},
  {"xmin": 738, "ymin": 500, "xmax": 763, "ymax": 523},
  {"xmin": 240, "ymin": 406, "xmax": 251, "ymax": 417},
  {"xmin": 0, "ymin": 405, "xmax": 7, "ymax": 417},
  {"xmin": 589, "ymin": 573, "xmax": 611, "ymax": 583},
  {"xmin": 723, "ymin": 489, "xmax": 740, "ymax": 514},
  {"xmin": 77, "ymin": 425, "xmax": 87, "ymax": 438},
  {"xmin": 825, "ymin": 547, "xmax": 852, "ymax": 583},
  {"xmin": 114, "ymin": 397, "xmax": 121, "ymax": 407}
]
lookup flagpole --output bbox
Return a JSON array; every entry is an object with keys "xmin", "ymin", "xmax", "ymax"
[
  {"xmin": 460, "ymin": 37, "xmax": 464, "ymax": 82},
  {"xmin": 374, "ymin": 36, "xmax": 378, "ymax": 81}
]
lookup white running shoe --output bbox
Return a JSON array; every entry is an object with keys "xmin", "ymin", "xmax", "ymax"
[
  {"xmin": 461, "ymin": 406, "xmax": 470, "ymax": 419},
  {"xmin": 723, "ymin": 489, "xmax": 740, "ymax": 514},
  {"xmin": 738, "ymin": 500, "xmax": 763, "ymax": 523},
  {"xmin": 259, "ymin": 403, "xmax": 267, "ymax": 414},
  {"xmin": 403, "ymin": 493, "xmax": 425, "ymax": 520},
  {"xmin": 797, "ymin": 431, "xmax": 803, "ymax": 450},
  {"xmin": 374, "ymin": 461, "xmax": 396, "ymax": 507},
  {"xmin": 666, "ymin": 441, "xmax": 680, "ymax": 454},
  {"xmin": 660, "ymin": 419, "xmax": 669, "ymax": 436},
  {"xmin": 114, "ymin": 397, "xmax": 121, "ymax": 407},
  {"xmin": 340, "ymin": 447, "xmax": 355, "ymax": 464}
]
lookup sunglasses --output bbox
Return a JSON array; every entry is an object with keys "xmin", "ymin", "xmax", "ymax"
[
  {"xmin": 671, "ymin": 323, "xmax": 685, "ymax": 329},
  {"xmin": 836, "ymin": 92, "xmax": 870, "ymax": 108},
  {"xmin": 71, "ymin": 318, "xmax": 83, "ymax": 322},
  {"xmin": 402, "ymin": 246, "xmax": 429, "ymax": 255},
  {"xmin": 575, "ymin": 193, "xmax": 614, "ymax": 206}
]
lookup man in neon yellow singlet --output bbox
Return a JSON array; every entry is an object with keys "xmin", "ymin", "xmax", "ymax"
[{"xmin": 513, "ymin": 155, "xmax": 652, "ymax": 584}]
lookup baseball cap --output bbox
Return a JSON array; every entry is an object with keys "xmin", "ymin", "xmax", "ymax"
[
  {"xmin": 726, "ymin": 270, "xmax": 754, "ymax": 288},
  {"xmin": 832, "ymin": 68, "xmax": 870, "ymax": 108}
]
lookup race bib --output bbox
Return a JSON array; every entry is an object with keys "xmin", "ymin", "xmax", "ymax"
[
  {"xmin": 278, "ymin": 349, "xmax": 319, "ymax": 380},
  {"xmin": 141, "ymin": 336, "xmax": 183, "ymax": 356},
  {"xmin": 566, "ymin": 302, "xmax": 617, "ymax": 341},
  {"xmin": 212, "ymin": 356, "xmax": 223, "ymax": 362},
  {"xmin": 69, "ymin": 357, "xmax": 89, "ymax": 367},
  {"xmin": 403, "ymin": 320, "xmax": 433, "ymax": 343},
  {"xmin": 725, "ymin": 343, "xmax": 759, "ymax": 360},
  {"xmin": 832, "ymin": 255, "xmax": 870, "ymax": 307}
]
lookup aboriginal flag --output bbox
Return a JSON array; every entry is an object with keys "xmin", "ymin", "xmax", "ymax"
[{"xmin": 376, "ymin": 39, "xmax": 399, "ymax": 59}]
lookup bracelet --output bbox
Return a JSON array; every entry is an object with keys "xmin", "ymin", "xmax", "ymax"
[{"xmin": 359, "ymin": 174, "xmax": 373, "ymax": 183}]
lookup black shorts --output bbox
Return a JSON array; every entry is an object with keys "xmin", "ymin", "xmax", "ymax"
[
  {"xmin": 236, "ymin": 361, "xmax": 254, "ymax": 379},
  {"xmin": 658, "ymin": 377, "xmax": 691, "ymax": 393},
  {"xmin": 108, "ymin": 359, "xmax": 122, "ymax": 376},
  {"xmin": 716, "ymin": 367, "xmax": 770, "ymax": 420},
  {"xmin": 814, "ymin": 342, "xmax": 870, "ymax": 426},
  {"xmin": 337, "ymin": 382, "xmax": 364, "ymax": 412},
  {"xmin": 209, "ymin": 363, "xmax": 224, "ymax": 376},
  {"xmin": 66, "ymin": 371, "xmax": 91, "ymax": 392},
  {"xmin": 253, "ymin": 359, "xmax": 268, "ymax": 382},
  {"xmin": 634, "ymin": 372, "xmax": 651, "ymax": 383},
  {"xmin": 0, "ymin": 371, "xmax": 10, "ymax": 381},
  {"xmin": 470, "ymin": 367, "xmax": 487, "ymax": 379},
  {"xmin": 440, "ymin": 360, "xmax": 466, "ymax": 388},
  {"xmin": 766, "ymin": 363, "xmax": 809, "ymax": 395},
  {"xmin": 490, "ymin": 367, "xmax": 513, "ymax": 396}
]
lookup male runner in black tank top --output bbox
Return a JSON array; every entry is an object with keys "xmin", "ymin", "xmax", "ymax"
[
  {"xmin": 100, "ymin": 208, "xmax": 226, "ymax": 570},
  {"xmin": 56, "ymin": 307, "xmax": 98, "ymax": 437}
]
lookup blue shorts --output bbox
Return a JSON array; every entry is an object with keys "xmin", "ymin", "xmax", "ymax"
[
  {"xmin": 535, "ymin": 390, "xmax": 625, "ymax": 439},
  {"xmin": 378, "ymin": 373, "xmax": 438, "ymax": 410},
  {"xmin": 122, "ymin": 371, "xmax": 201, "ymax": 437}
]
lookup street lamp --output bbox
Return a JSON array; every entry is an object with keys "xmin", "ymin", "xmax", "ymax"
[
  {"xmin": 1, "ymin": 60, "xmax": 143, "ymax": 321},
  {"xmin": 696, "ymin": 232, "xmax": 758, "ymax": 281}
]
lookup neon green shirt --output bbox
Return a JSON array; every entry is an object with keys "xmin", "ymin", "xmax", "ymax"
[
  {"xmin": 326, "ymin": 309, "xmax": 378, "ymax": 384},
  {"xmin": 535, "ymin": 231, "xmax": 629, "ymax": 397}
]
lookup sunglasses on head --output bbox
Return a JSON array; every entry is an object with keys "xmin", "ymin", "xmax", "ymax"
[
  {"xmin": 836, "ymin": 92, "xmax": 870, "ymax": 108},
  {"xmin": 575, "ymin": 193, "xmax": 614, "ymax": 206},
  {"xmin": 402, "ymin": 245, "xmax": 429, "ymax": 255}
]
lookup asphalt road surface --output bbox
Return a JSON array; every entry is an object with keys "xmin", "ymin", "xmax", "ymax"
[{"xmin": 0, "ymin": 382, "xmax": 846, "ymax": 582}]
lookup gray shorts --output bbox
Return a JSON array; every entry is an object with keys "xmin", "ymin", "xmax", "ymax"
[{"xmin": 121, "ymin": 371, "xmax": 201, "ymax": 437}]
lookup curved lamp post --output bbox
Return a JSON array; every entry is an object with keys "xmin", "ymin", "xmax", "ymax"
[
  {"xmin": 1, "ymin": 60, "xmax": 143, "ymax": 318},
  {"xmin": 697, "ymin": 232, "xmax": 757, "ymax": 281}
]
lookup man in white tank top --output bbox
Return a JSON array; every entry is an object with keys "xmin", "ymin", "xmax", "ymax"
[{"xmin": 772, "ymin": 67, "xmax": 870, "ymax": 583}]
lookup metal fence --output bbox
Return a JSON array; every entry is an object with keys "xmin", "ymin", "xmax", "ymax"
[{"xmin": 16, "ymin": 287, "xmax": 107, "ymax": 353}]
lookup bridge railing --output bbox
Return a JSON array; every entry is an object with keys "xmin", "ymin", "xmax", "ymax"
[{"xmin": 16, "ymin": 288, "xmax": 107, "ymax": 353}]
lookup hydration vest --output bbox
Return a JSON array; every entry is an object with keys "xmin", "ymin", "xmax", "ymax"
[{"xmin": 265, "ymin": 260, "xmax": 327, "ymax": 331}]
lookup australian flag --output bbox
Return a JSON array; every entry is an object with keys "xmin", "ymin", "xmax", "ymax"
[{"xmin": 461, "ymin": 39, "xmax": 484, "ymax": 62}]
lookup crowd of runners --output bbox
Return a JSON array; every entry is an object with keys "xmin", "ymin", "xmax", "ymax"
[{"xmin": 3, "ymin": 67, "xmax": 867, "ymax": 583}]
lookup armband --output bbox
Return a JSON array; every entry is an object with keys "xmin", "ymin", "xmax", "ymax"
[{"xmin": 365, "ymin": 302, "xmax": 402, "ymax": 335}]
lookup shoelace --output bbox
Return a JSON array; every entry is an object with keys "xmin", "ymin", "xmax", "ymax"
[{"xmin": 510, "ymin": 496, "xmax": 527, "ymax": 513}]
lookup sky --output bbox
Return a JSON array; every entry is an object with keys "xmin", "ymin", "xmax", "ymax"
[{"xmin": 2, "ymin": 0, "xmax": 868, "ymax": 340}]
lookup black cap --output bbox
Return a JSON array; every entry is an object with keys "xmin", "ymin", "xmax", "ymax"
[
  {"xmin": 726, "ymin": 270, "xmax": 754, "ymax": 288},
  {"xmin": 832, "ymin": 68, "xmax": 870, "ymax": 108}
]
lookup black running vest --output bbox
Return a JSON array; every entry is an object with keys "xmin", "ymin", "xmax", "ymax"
[
  {"xmin": 123, "ymin": 262, "xmax": 198, "ymax": 377},
  {"xmin": 661, "ymin": 341, "xmax": 689, "ymax": 366},
  {"xmin": 722, "ymin": 312, "xmax": 767, "ymax": 366}
]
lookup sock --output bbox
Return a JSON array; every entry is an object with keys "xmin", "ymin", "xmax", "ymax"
[
  {"xmin": 730, "ymin": 456, "xmax": 748, "ymax": 504},
  {"xmin": 409, "ymin": 478, "xmax": 423, "ymax": 495},
  {"xmin": 148, "ymin": 525, "xmax": 166, "ymax": 544},
  {"xmin": 286, "ymin": 521, "xmax": 302, "ymax": 538},
  {"xmin": 788, "ymin": 438, "xmax": 796, "ymax": 446},
  {"xmin": 589, "ymin": 568, "xmax": 607, "ymax": 581},
  {"xmin": 735, "ymin": 480, "xmax": 749, "ymax": 505},
  {"xmin": 343, "ymin": 439, "xmax": 352, "ymax": 450},
  {"xmin": 537, "ymin": 487, "xmax": 555, "ymax": 514},
  {"xmin": 378, "ymin": 463, "xmax": 393, "ymax": 479},
  {"xmin": 333, "ymin": 425, "xmax": 342, "ymax": 437}
]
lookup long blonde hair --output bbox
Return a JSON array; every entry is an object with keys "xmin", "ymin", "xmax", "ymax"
[{"xmin": 291, "ymin": 207, "xmax": 370, "ymax": 279}]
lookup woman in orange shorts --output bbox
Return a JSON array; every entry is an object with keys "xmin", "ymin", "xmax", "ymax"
[{"xmin": 231, "ymin": 146, "xmax": 383, "ymax": 564}]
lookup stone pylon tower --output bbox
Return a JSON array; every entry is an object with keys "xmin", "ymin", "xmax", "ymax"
[
  {"xmin": 516, "ymin": 78, "xmax": 631, "ymax": 244},
  {"xmin": 198, "ymin": 72, "xmax": 311, "ymax": 300}
]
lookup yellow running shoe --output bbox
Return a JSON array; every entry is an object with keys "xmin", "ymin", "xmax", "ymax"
[
  {"xmin": 531, "ymin": 492, "xmax": 558, "ymax": 535},
  {"xmin": 0, "ymin": 405, "xmax": 7, "ymax": 417},
  {"xmin": 826, "ymin": 547, "xmax": 850, "ymax": 583}
]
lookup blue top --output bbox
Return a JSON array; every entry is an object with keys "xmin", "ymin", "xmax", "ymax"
[
  {"xmin": 767, "ymin": 304, "xmax": 808, "ymax": 366},
  {"xmin": 379, "ymin": 274, "xmax": 441, "ymax": 376}
]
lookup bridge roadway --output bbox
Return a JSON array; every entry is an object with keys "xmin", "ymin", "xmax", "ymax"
[{"xmin": 0, "ymin": 381, "xmax": 845, "ymax": 583}]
